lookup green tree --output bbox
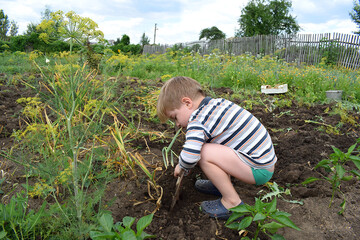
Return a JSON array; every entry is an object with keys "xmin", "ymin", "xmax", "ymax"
[
  {"xmin": 199, "ymin": 26, "xmax": 226, "ymax": 40},
  {"xmin": 41, "ymin": 6, "xmax": 53, "ymax": 21},
  {"xmin": 0, "ymin": 9, "xmax": 18, "ymax": 40},
  {"xmin": 25, "ymin": 23, "xmax": 38, "ymax": 36},
  {"xmin": 9, "ymin": 20, "xmax": 18, "ymax": 36},
  {"xmin": 114, "ymin": 34, "xmax": 131, "ymax": 46},
  {"xmin": 0, "ymin": 10, "xmax": 10, "ymax": 40},
  {"xmin": 236, "ymin": 0, "xmax": 300, "ymax": 37},
  {"xmin": 120, "ymin": 34, "xmax": 130, "ymax": 45},
  {"xmin": 140, "ymin": 32, "xmax": 150, "ymax": 46},
  {"xmin": 139, "ymin": 32, "xmax": 150, "ymax": 53},
  {"xmin": 350, "ymin": 0, "xmax": 360, "ymax": 35}
]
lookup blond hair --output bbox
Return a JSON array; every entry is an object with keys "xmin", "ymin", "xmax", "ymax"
[{"xmin": 157, "ymin": 76, "xmax": 205, "ymax": 122}]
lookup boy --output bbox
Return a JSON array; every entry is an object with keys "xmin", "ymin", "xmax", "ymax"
[{"xmin": 157, "ymin": 76, "xmax": 277, "ymax": 220}]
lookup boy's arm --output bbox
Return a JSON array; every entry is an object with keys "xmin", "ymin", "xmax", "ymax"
[{"xmin": 178, "ymin": 123, "xmax": 207, "ymax": 171}]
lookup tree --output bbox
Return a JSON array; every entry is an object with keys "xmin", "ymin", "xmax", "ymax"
[
  {"xmin": 236, "ymin": 0, "xmax": 300, "ymax": 37},
  {"xmin": 0, "ymin": 10, "xmax": 10, "ymax": 40},
  {"xmin": 140, "ymin": 32, "xmax": 150, "ymax": 46},
  {"xmin": 114, "ymin": 34, "xmax": 130, "ymax": 46},
  {"xmin": 9, "ymin": 20, "xmax": 18, "ymax": 37},
  {"xmin": 350, "ymin": 0, "xmax": 360, "ymax": 35},
  {"xmin": 25, "ymin": 23, "xmax": 38, "ymax": 36},
  {"xmin": 199, "ymin": 26, "xmax": 226, "ymax": 40},
  {"xmin": 120, "ymin": 34, "xmax": 130, "ymax": 45},
  {"xmin": 0, "ymin": 9, "xmax": 18, "ymax": 40}
]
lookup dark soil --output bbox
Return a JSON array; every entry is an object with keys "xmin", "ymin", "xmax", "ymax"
[{"xmin": 1, "ymin": 80, "xmax": 360, "ymax": 240}]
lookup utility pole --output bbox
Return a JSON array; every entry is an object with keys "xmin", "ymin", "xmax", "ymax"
[{"xmin": 153, "ymin": 23, "xmax": 158, "ymax": 44}]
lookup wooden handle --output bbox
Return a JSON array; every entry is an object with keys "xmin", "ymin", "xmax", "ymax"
[{"xmin": 170, "ymin": 169, "xmax": 185, "ymax": 211}]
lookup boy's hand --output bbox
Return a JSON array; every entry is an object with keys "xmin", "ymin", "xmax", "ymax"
[
  {"xmin": 174, "ymin": 164, "xmax": 182, "ymax": 177},
  {"xmin": 174, "ymin": 164, "xmax": 190, "ymax": 177}
]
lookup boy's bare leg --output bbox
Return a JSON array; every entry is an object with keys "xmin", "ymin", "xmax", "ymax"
[{"xmin": 198, "ymin": 143, "xmax": 255, "ymax": 209}]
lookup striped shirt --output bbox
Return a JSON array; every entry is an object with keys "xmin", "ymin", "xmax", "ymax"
[{"xmin": 179, "ymin": 97, "xmax": 277, "ymax": 170}]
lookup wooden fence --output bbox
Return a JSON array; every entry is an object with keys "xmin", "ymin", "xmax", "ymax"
[{"xmin": 143, "ymin": 33, "xmax": 360, "ymax": 69}]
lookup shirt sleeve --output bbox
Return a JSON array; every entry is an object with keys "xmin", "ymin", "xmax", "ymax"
[{"xmin": 179, "ymin": 121, "xmax": 207, "ymax": 170}]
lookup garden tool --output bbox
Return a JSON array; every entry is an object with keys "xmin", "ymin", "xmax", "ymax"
[{"xmin": 169, "ymin": 169, "xmax": 185, "ymax": 211}]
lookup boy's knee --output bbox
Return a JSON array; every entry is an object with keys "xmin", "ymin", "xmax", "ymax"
[
  {"xmin": 199, "ymin": 143, "xmax": 212, "ymax": 165},
  {"xmin": 200, "ymin": 143, "xmax": 212, "ymax": 157}
]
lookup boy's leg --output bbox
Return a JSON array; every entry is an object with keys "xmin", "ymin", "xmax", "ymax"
[{"xmin": 198, "ymin": 143, "xmax": 255, "ymax": 209}]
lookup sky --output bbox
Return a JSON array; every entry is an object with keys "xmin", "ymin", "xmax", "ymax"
[{"xmin": 0, "ymin": 0, "xmax": 358, "ymax": 45}]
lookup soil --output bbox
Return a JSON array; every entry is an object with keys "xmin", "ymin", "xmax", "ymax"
[{"xmin": 1, "ymin": 79, "xmax": 360, "ymax": 240}]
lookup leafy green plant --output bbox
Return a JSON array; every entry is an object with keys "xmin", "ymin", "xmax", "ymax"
[
  {"xmin": 0, "ymin": 192, "xmax": 48, "ymax": 240},
  {"xmin": 90, "ymin": 213, "xmax": 155, "ymax": 240},
  {"xmin": 302, "ymin": 139, "xmax": 360, "ymax": 214},
  {"xmin": 226, "ymin": 198, "xmax": 301, "ymax": 239},
  {"xmin": 259, "ymin": 182, "xmax": 303, "ymax": 205}
]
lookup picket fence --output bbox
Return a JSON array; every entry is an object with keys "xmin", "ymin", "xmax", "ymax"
[{"xmin": 143, "ymin": 33, "xmax": 360, "ymax": 69}]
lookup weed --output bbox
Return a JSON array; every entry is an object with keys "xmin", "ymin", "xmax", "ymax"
[
  {"xmin": 0, "ymin": 192, "xmax": 49, "ymax": 239},
  {"xmin": 259, "ymin": 182, "xmax": 303, "ymax": 205},
  {"xmin": 304, "ymin": 120, "xmax": 340, "ymax": 135},
  {"xmin": 326, "ymin": 103, "xmax": 360, "ymax": 127},
  {"xmin": 273, "ymin": 110, "xmax": 294, "ymax": 118},
  {"xmin": 90, "ymin": 213, "xmax": 155, "ymax": 239}
]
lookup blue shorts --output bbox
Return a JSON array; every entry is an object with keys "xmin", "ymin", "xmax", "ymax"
[{"xmin": 251, "ymin": 168, "xmax": 273, "ymax": 185}]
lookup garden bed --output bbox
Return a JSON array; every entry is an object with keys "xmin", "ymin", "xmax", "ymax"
[{"xmin": 1, "ymin": 79, "xmax": 360, "ymax": 239}]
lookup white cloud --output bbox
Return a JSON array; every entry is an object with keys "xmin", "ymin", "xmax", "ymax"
[
  {"xmin": 99, "ymin": 18, "xmax": 144, "ymax": 42},
  {"xmin": 155, "ymin": 0, "xmax": 247, "ymax": 44},
  {"xmin": 0, "ymin": 0, "xmax": 358, "ymax": 44},
  {"xmin": 300, "ymin": 19, "xmax": 357, "ymax": 35}
]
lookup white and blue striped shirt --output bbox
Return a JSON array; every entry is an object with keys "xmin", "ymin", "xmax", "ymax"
[{"xmin": 179, "ymin": 97, "xmax": 277, "ymax": 170}]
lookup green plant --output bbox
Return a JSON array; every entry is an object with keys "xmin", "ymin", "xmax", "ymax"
[
  {"xmin": 0, "ymin": 174, "xmax": 5, "ymax": 194},
  {"xmin": 162, "ymin": 128, "xmax": 182, "ymax": 168},
  {"xmin": 90, "ymin": 213, "xmax": 155, "ymax": 240},
  {"xmin": 226, "ymin": 198, "xmax": 300, "ymax": 239},
  {"xmin": 0, "ymin": 192, "xmax": 48, "ymax": 239},
  {"xmin": 259, "ymin": 182, "xmax": 303, "ymax": 205},
  {"xmin": 304, "ymin": 119, "xmax": 340, "ymax": 135},
  {"xmin": 302, "ymin": 139, "xmax": 360, "ymax": 214},
  {"xmin": 9, "ymin": 61, "xmax": 115, "ymax": 237}
]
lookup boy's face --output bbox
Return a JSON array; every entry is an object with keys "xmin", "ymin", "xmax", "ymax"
[{"xmin": 167, "ymin": 101, "xmax": 194, "ymax": 129}]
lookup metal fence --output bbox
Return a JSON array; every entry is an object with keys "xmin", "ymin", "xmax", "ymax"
[{"xmin": 143, "ymin": 33, "xmax": 360, "ymax": 69}]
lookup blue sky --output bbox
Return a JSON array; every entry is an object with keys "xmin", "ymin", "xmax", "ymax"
[{"xmin": 0, "ymin": 0, "xmax": 358, "ymax": 45}]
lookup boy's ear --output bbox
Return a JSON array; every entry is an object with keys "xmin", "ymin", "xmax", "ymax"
[{"xmin": 181, "ymin": 97, "xmax": 192, "ymax": 107}]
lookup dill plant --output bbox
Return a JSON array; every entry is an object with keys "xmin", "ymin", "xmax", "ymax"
[{"xmin": 5, "ymin": 59, "xmax": 118, "ymax": 237}]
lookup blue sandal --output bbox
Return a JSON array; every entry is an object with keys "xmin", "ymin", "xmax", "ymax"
[
  {"xmin": 200, "ymin": 198, "xmax": 244, "ymax": 220},
  {"xmin": 195, "ymin": 179, "xmax": 222, "ymax": 196}
]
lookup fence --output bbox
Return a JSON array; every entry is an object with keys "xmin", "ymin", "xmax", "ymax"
[{"xmin": 143, "ymin": 33, "xmax": 360, "ymax": 69}]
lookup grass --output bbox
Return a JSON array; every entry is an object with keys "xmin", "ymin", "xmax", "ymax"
[{"xmin": 2, "ymin": 49, "xmax": 359, "ymax": 106}]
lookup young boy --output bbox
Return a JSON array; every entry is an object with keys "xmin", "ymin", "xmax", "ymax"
[{"xmin": 157, "ymin": 76, "xmax": 277, "ymax": 220}]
